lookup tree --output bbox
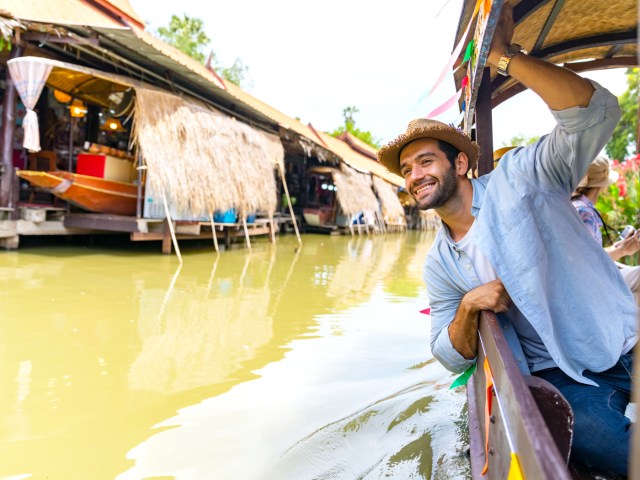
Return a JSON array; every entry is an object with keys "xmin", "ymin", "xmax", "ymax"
[
  {"xmin": 157, "ymin": 14, "xmax": 210, "ymax": 64},
  {"xmin": 504, "ymin": 133, "xmax": 540, "ymax": 147},
  {"xmin": 219, "ymin": 58, "xmax": 251, "ymax": 88},
  {"xmin": 330, "ymin": 106, "xmax": 381, "ymax": 149},
  {"xmin": 606, "ymin": 68, "xmax": 638, "ymax": 161},
  {"xmin": 157, "ymin": 14, "xmax": 251, "ymax": 87}
]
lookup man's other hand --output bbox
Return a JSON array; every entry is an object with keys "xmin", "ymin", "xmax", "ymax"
[{"xmin": 461, "ymin": 279, "xmax": 512, "ymax": 314}]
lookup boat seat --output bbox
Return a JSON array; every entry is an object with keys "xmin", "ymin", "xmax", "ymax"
[
  {"xmin": 25, "ymin": 151, "xmax": 59, "ymax": 205},
  {"xmin": 524, "ymin": 375, "xmax": 573, "ymax": 464}
]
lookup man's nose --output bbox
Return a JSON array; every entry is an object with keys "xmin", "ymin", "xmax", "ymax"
[{"xmin": 409, "ymin": 164, "xmax": 424, "ymax": 182}]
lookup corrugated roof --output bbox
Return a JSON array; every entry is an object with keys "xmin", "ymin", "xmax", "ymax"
[
  {"xmin": 6, "ymin": 8, "xmax": 404, "ymax": 189},
  {"xmin": 0, "ymin": 0, "xmax": 127, "ymax": 29},
  {"xmin": 98, "ymin": 0, "xmax": 144, "ymax": 28}
]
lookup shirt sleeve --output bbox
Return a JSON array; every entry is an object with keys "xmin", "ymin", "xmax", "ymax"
[
  {"xmin": 509, "ymin": 81, "xmax": 621, "ymax": 195},
  {"xmin": 424, "ymin": 253, "xmax": 477, "ymax": 373}
]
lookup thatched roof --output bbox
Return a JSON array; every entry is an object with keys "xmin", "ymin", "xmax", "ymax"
[
  {"xmin": 133, "ymin": 88, "xmax": 284, "ymax": 217},
  {"xmin": 332, "ymin": 164, "xmax": 380, "ymax": 217},
  {"xmin": 454, "ymin": 0, "xmax": 637, "ymax": 106},
  {"xmin": 372, "ymin": 176, "xmax": 405, "ymax": 222}
]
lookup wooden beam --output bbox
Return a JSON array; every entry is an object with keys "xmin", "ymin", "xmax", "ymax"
[
  {"xmin": 0, "ymin": 46, "xmax": 25, "ymax": 209},
  {"xmin": 22, "ymin": 32, "xmax": 99, "ymax": 45},
  {"xmin": 63, "ymin": 213, "xmax": 141, "ymax": 232},
  {"xmin": 535, "ymin": 30, "xmax": 637, "ymax": 59},
  {"xmin": 532, "ymin": 0, "xmax": 565, "ymax": 53},
  {"xmin": 476, "ymin": 68, "xmax": 494, "ymax": 176}
]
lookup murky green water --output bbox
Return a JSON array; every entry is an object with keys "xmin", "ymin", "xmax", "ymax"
[{"xmin": 0, "ymin": 232, "xmax": 469, "ymax": 480}]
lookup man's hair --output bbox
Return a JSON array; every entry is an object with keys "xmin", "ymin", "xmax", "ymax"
[
  {"xmin": 437, "ymin": 140, "xmax": 460, "ymax": 167},
  {"xmin": 571, "ymin": 186, "xmax": 598, "ymax": 199}
]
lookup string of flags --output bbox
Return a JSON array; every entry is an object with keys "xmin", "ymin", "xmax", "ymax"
[{"xmin": 416, "ymin": 0, "xmax": 485, "ymax": 123}]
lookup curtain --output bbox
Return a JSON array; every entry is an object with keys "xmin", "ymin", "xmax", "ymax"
[{"xmin": 7, "ymin": 58, "xmax": 53, "ymax": 152}]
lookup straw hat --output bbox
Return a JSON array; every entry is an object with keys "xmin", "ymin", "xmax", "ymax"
[
  {"xmin": 493, "ymin": 146, "xmax": 516, "ymax": 162},
  {"xmin": 577, "ymin": 156, "xmax": 619, "ymax": 188},
  {"xmin": 378, "ymin": 119, "xmax": 479, "ymax": 176}
]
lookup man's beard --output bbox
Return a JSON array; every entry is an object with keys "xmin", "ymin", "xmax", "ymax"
[{"xmin": 414, "ymin": 166, "xmax": 457, "ymax": 211}]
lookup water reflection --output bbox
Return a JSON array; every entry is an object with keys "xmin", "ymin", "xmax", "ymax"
[{"xmin": 0, "ymin": 231, "xmax": 466, "ymax": 480}]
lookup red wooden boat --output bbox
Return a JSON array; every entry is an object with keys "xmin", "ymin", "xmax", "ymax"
[{"xmin": 16, "ymin": 170, "xmax": 138, "ymax": 216}]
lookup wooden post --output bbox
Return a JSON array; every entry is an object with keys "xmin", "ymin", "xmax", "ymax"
[
  {"xmin": 136, "ymin": 154, "xmax": 145, "ymax": 218},
  {"xmin": 68, "ymin": 115, "xmax": 75, "ymax": 172},
  {"xmin": 475, "ymin": 67, "xmax": 494, "ymax": 176},
  {"xmin": 277, "ymin": 163, "xmax": 301, "ymax": 246},
  {"xmin": 1, "ymin": 45, "xmax": 25, "ymax": 209},
  {"xmin": 632, "ymin": 313, "xmax": 640, "ymax": 479}
]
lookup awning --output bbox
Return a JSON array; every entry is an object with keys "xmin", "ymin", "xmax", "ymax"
[{"xmin": 7, "ymin": 56, "xmax": 161, "ymax": 151}]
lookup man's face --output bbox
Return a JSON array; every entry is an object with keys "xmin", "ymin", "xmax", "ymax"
[{"xmin": 399, "ymin": 138, "xmax": 458, "ymax": 211}]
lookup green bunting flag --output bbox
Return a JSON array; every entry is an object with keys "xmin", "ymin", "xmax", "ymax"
[
  {"xmin": 449, "ymin": 363, "xmax": 477, "ymax": 389},
  {"xmin": 463, "ymin": 39, "xmax": 475, "ymax": 63}
]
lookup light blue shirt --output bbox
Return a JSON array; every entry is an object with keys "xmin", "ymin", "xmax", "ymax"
[{"xmin": 425, "ymin": 82, "xmax": 636, "ymax": 386}]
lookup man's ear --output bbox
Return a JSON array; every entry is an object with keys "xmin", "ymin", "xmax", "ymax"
[{"xmin": 455, "ymin": 152, "xmax": 470, "ymax": 175}]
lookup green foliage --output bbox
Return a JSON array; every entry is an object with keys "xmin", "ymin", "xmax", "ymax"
[
  {"xmin": 218, "ymin": 58, "xmax": 251, "ymax": 88},
  {"xmin": 329, "ymin": 105, "xmax": 381, "ymax": 149},
  {"xmin": 605, "ymin": 68, "xmax": 638, "ymax": 161},
  {"xmin": 596, "ymin": 154, "xmax": 640, "ymax": 265},
  {"xmin": 156, "ymin": 14, "xmax": 251, "ymax": 87},
  {"xmin": 504, "ymin": 133, "xmax": 540, "ymax": 147},
  {"xmin": 157, "ymin": 14, "xmax": 210, "ymax": 64},
  {"xmin": 0, "ymin": 36, "xmax": 12, "ymax": 52}
]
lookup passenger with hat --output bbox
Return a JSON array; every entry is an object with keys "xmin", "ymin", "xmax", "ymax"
[
  {"xmin": 378, "ymin": 3, "xmax": 634, "ymax": 475},
  {"xmin": 572, "ymin": 156, "xmax": 640, "ymax": 308}
]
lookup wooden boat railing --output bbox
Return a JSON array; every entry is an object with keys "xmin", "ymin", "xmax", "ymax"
[{"xmin": 467, "ymin": 311, "xmax": 574, "ymax": 479}]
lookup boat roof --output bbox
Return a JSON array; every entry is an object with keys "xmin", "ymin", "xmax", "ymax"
[{"xmin": 453, "ymin": 0, "xmax": 638, "ymax": 107}]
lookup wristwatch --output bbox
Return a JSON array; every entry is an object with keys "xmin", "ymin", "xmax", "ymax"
[{"xmin": 497, "ymin": 44, "xmax": 527, "ymax": 77}]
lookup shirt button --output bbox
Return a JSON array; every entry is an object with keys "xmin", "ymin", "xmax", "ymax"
[{"xmin": 466, "ymin": 264, "xmax": 471, "ymax": 269}]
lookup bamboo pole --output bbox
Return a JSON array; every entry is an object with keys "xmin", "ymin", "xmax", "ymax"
[
  {"xmin": 269, "ymin": 216, "xmax": 276, "ymax": 243},
  {"xmin": 208, "ymin": 211, "xmax": 219, "ymax": 253},
  {"xmin": 161, "ymin": 191, "xmax": 182, "ymax": 264},
  {"xmin": 242, "ymin": 216, "xmax": 252, "ymax": 250},
  {"xmin": 277, "ymin": 163, "xmax": 301, "ymax": 247}
]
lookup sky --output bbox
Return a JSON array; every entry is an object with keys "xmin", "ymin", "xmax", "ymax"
[{"xmin": 128, "ymin": 0, "xmax": 630, "ymax": 148}]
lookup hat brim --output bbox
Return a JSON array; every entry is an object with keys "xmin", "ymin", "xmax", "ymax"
[
  {"xmin": 378, "ymin": 125, "xmax": 479, "ymax": 177},
  {"xmin": 581, "ymin": 169, "xmax": 619, "ymax": 188}
]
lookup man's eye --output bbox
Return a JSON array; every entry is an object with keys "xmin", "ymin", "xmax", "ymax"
[{"xmin": 401, "ymin": 168, "xmax": 411, "ymax": 177}]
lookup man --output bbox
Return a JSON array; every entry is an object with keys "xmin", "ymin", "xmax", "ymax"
[{"xmin": 377, "ymin": 3, "xmax": 635, "ymax": 476}]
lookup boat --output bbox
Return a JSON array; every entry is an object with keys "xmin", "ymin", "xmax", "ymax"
[
  {"xmin": 450, "ymin": 0, "xmax": 638, "ymax": 476},
  {"xmin": 16, "ymin": 170, "xmax": 138, "ymax": 216}
]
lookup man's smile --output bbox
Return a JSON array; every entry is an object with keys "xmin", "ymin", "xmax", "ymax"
[{"xmin": 413, "ymin": 180, "xmax": 437, "ymax": 197}]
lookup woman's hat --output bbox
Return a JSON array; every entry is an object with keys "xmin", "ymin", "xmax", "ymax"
[
  {"xmin": 577, "ymin": 156, "xmax": 619, "ymax": 188},
  {"xmin": 378, "ymin": 118, "xmax": 479, "ymax": 176}
]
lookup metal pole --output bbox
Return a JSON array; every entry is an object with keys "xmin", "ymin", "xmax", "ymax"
[{"xmin": 0, "ymin": 45, "xmax": 25, "ymax": 209}]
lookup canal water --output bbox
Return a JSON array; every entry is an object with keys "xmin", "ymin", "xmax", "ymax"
[{"xmin": 0, "ymin": 232, "xmax": 470, "ymax": 480}]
